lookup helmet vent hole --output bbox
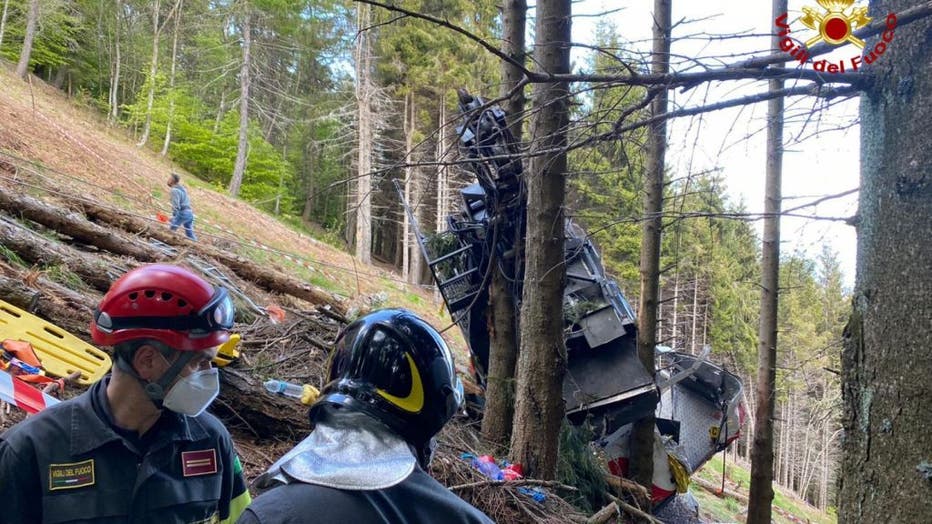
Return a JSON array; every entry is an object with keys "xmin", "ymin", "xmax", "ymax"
[
  {"xmin": 128, "ymin": 292, "xmax": 138, "ymax": 301},
  {"xmin": 177, "ymin": 299, "xmax": 187, "ymax": 308},
  {"xmin": 144, "ymin": 290, "xmax": 156, "ymax": 298},
  {"xmin": 161, "ymin": 292, "xmax": 172, "ymax": 301}
]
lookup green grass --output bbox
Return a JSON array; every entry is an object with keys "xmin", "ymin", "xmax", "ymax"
[
  {"xmin": 44, "ymin": 264, "xmax": 90, "ymax": 291},
  {"xmin": 0, "ymin": 244, "xmax": 27, "ymax": 267},
  {"xmin": 404, "ymin": 292, "xmax": 424, "ymax": 305},
  {"xmin": 694, "ymin": 454, "xmax": 835, "ymax": 524}
]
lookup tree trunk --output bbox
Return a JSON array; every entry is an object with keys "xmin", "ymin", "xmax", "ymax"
[
  {"xmin": 0, "ymin": 0, "xmax": 10, "ymax": 49},
  {"xmin": 229, "ymin": 9, "xmax": 251, "ymax": 197},
  {"xmin": 508, "ymin": 0, "xmax": 570, "ymax": 480},
  {"xmin": 109, "ymin": 0, "xmax": 123, "ymax": 122},
  {"xmin": 353, "ymin": 3, "xmax": 372, "ymax": 264},
  {"xmin": 160, "ymin": 0, "xmax": 182, "ymax": 157},
  {"xmin": 213, "ymin": 91, "xmax": 226, "ymax": 134},
  {"xmin": 839, "ymin": 2, "xmax": 932, "ymax": 522},
  {"xmin": 402, "ymin": 92, "xmax": 414, "ymax": 283},
  {"xmin": 15, "ymin": 0, "xmax": 39, "ymax": 79},
  {"xmin": 137, "ymin": 0, "xmax": 161, "ymax": 147},
  {"xmin": 690, "ymin": 278, "xmax": 699, "ymax": 354},
  {"xmin": 671, "ymin": 271, "xmax": 679, "ymax": 348},
  {"xmin": 747, "ymin": 2, "xmax": 785, "ymax": 521},
  {"xmin": 480, "ymin": 0, "xmax": 526, "ymax": 445},
  {"xmin": 630, "ymin": 0, "xmax": 670, "ymax": 493}
]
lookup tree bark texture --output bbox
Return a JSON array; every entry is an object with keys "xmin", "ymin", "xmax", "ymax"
[
  {"xmin": 354, "ymin": 3, "xmax": 373, "ymax": 264},
  {"xmin": 631, "ymin": 0, "xmax": 671, "ymax": 492},
  {"xmin": 108, "ymin": 0, "xmax": 122, "ymax": 123},
  {"xmin": 509, "ymin": 0, "xmax": 570, "ymax": 480},
  {"xmin": 747, "ymin": 2, "xmax": 786, "ymax": 521},
  {"xmin": 15, "ymin": 0, "xmax": 39, "ymax": 79},
  {"xmin": 137, "ymin": 0, "xmax": 161, "ymax": 147},
  {"xmin": 839, "ymin": 1, "xmax": 932, "ymax": 522},
  {"xmin": 0, "ymin": 215, "xmax": 128, "ymax": 292},
  {"xmin": 161, "ymin": 0, "xmax": 183, "ymax": 157},
  {"xmin": 229, "ymin": 9, "xmax": 251, "ymax": 197},
  {"xmin": 0, "ymin": 264, "xmax": 99, "ymax": 338},
  {"xmin": 481, "ymin": 0, "xmax": 526, "ymax": 445}
]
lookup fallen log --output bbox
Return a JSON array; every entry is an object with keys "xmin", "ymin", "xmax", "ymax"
[
  {"xmin": 692, "ymin": 476, "xmax": 749, "ymax": 504},
  {"xmin": 0, "ymin": 265, "xmax": 98, "ymax": 338},
  {"xmin": 0, "ymin": 186, "xmax": 165, "ymax": 262},
  {"xmin": 78, "ymin": 200, "xmax": 347, "ymax": 316},
  {"xmin": 0, "ymin": 214, "xmax": 129, "ymax": 292}
]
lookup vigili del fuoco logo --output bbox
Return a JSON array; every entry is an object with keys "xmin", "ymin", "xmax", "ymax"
[{"xmin": 775, "ymin": 0, "xmax": 897, "ymax": 73}]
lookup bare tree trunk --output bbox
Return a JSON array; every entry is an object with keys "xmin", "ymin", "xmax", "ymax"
[
  {"xmin": 109, "ymin": 0, "xmax": 123, "ymax": 123},
  {"xmin": 435, "ymin": 94, "xmax": 446, "ymax": 233},
  {"xmin": 671, "ymin": 271, "xmax": 679, "ymax": 348},
  {"xmin": 747, "ymin": 2, "xmax": 785, "ymax": 521},
  {"xmin": 630, "ymin": 0, "xmax": 670, "ymax": 493},
  {"xmin": 482, "ymin": 0, "xmax": 527, "ymax": 443},
  {"xmin": 15, "ymin": 0, "xmax": 39, "ymax": 79},
  {"xmin": 0, "ymin": 0, "xmax": 11, "ymax": 49},
  {"xmin": 690, "ymin": 278, "xmax": 699, "ymax": 354},
  {"xmin": 402, "ymin": 92, "xmax": 413, "ymax": 282},
  {"xmin": 137, "ymin": 0, "xmax": 161, "ymax": 147},
  {"xmin": 161, "ymin": 0, "xmax": 182, "ymax": 157},
  {"xmin": 509, "ymin": 0, "xmax": 570, "ymax": 480},
  {"xmin": 213, "ymin": 91, "xmax": 226, "ymax": 134},
  {"xmin": 229, "ymin": 8, "xmax": 251, "ymax": 197},
  {"xmin": 481, "ymin": 0, "xmax": 526, "ymax": 445},
  {"xmin": 353, "ymin": 2, "xmax": 372, "ymax": 264},
  {"xmin": 302, "ymin": 141, "xmax": 316, "ymax": 222},
  {"xmin": 819, "ymin": 422, "xmax": 829, "ymax": 511},
  {"xmin": 840, "ymin": 2, "xmax": 932, "ymax": 521}
]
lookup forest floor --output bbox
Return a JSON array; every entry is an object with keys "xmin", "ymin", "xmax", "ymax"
[{"xmin": 0, "ymin": 64, "xmax": 830, "ymax": 523}]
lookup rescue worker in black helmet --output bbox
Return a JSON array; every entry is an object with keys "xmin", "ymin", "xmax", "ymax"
[{"xmin": 237, "ymin": 308, "xmax": 492, "ymax": 524}]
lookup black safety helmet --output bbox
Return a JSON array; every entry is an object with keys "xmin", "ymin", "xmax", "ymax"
[{"xmin": 310, "ymin": 309, "xmax": 464, "ymax": 463}]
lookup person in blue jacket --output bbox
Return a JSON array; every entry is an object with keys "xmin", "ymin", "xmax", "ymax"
[{"xmin": 168, "ymin": 172, "xmax": 197, "ymax": 241}]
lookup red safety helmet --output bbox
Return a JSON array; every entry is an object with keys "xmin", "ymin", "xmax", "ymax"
[{"xmin": 90, "ymin": 264, "xmax": 234, "ymax": 351}]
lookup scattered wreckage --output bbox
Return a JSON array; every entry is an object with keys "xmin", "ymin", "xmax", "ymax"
[{"xmin": 398, "ymin": 90, "xmax": 745, "ymax": 506}]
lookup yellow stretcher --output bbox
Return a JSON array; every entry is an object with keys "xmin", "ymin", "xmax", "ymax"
[{"xmin": 0, "ymin": 300, "xmax": 111, "ymax": 385}]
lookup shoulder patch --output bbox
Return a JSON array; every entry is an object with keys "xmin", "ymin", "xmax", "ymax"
[
  {"xmin": 182, "ymin": 449, "xmax": 218, "ymax": 477},
  {"xmin": 48, "ymin": 459, "xmax": 95, "ymax": 491}
]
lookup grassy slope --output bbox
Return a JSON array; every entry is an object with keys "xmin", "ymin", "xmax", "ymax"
[
  {"xmin": 691, "ymin": 454, "xmax": 836, "ymax": 524},
  {"xmin": 0, "ymin": 65, "xmax": 465, "ymax": 352}
]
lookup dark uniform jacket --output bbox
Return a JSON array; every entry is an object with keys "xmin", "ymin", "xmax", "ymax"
[
  {"xmin": 236, "ymin": 467, "xmax": 494, "ymax": 524},
  {"xmin": 0, "ymin": 377, "xmax": 251, "ymax": 524}
]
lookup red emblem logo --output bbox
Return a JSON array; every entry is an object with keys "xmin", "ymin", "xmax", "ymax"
[{"xmin": 182, "ymin": 449, "xmax": 218, "ymax": 477}]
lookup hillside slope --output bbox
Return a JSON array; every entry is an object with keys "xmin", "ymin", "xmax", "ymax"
[{"xmin": 0, "ymin": 66, "xmax": 453, "ymax": 340}]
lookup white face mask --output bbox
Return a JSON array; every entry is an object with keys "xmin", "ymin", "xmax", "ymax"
[{"xmin": 162, "ymin": 368, "xmax": 220, "ymax": 417}]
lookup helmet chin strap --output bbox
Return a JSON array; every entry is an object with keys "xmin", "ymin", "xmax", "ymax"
[{"xmin": 116, "ymin": 350, "xmax": 198, "ymax": 407}]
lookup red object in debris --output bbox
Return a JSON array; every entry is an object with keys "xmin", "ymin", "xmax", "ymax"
[
  {"xmin": 503, "ymin": 463, "xmax": 523, "ymax": 481},
  {"xmin": 156, "ymin": 212, "xmax": 169, "ymax": 223},
  {"xmin": 266, "ymin": 304, "xmax": 286, "ymax": 324}
]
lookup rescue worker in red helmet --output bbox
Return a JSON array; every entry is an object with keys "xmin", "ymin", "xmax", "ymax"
[
  {"xmin": 0, "ymin": 264, "xmax": 251, "ymax": 523},
  {"xmin": 237, "ymin": 308, "xmax": 492, "ymax": 524}
]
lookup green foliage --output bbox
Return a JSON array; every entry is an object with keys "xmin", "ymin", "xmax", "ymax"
[
  {"xmin": 569, "ymin": 21, "xmax": 647, "ymax": 292},
  {"xmin": 556, "ymin": 423, "xmax": 609, "ymax": 514},
  {"xmin": 0, "ymin": 0, "xmax": 82, "ymax": 72}
]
